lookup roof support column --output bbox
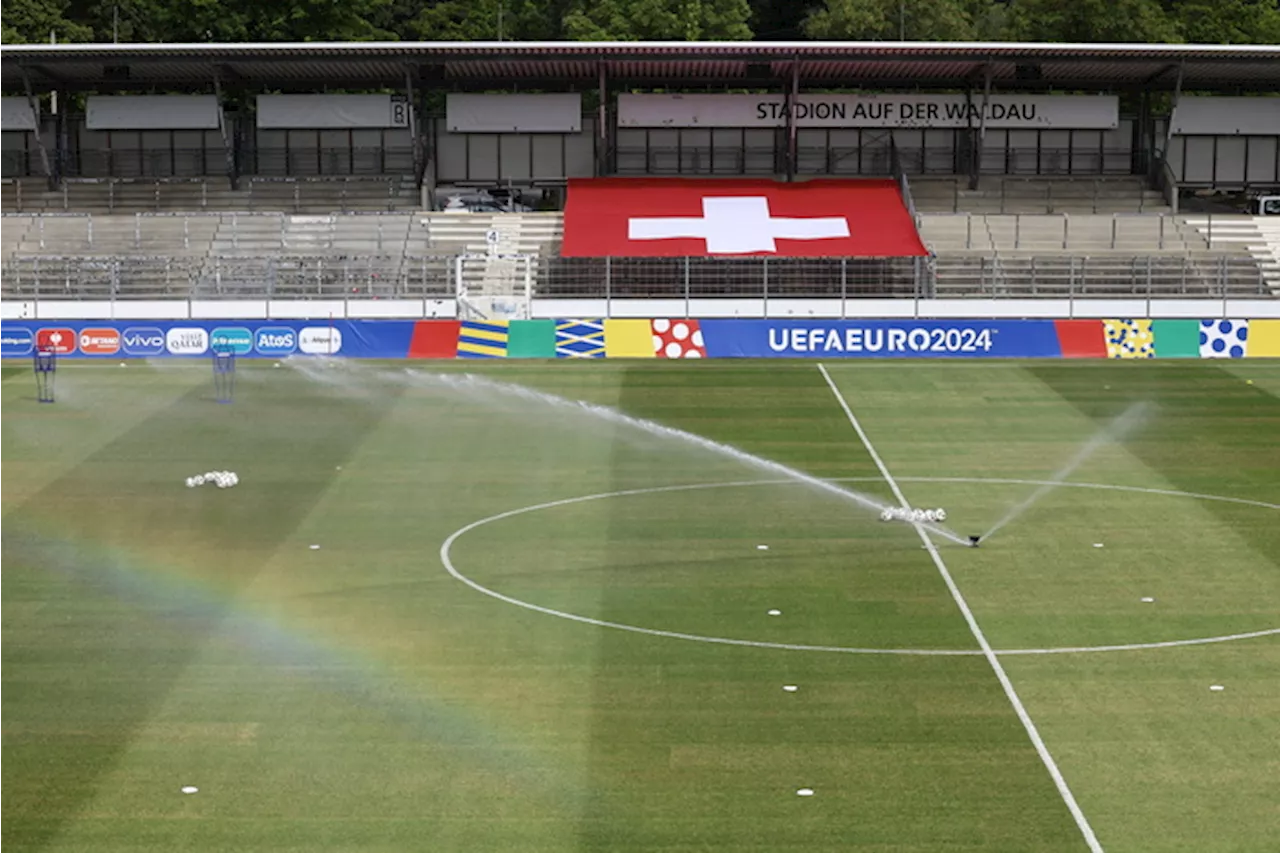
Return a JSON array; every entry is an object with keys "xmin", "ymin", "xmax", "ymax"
[
  {"xmin": 212, "ymin": 67, "xmax": 239, "ymax": 191},
  {"xmin": 785, "ymin": 58, "xmax": 799, "ymax": 181},
  {"xmin": 1162, "ymin": 60, "xmax": 1185, "ymax": 163},
  {"xmin": 597, "ymin": 61, "xmax": 609, "ymax": 177},
  {"xmin": 18, "ymin": 67, "xmax": 55, "ymax": 190},
  {"xmin": 970, "ymin": 64, "xmax": 992, "ymax": 191},
  {"xmin": 405, "ymin": 66, "xmax": 424, "ymax": 191}
]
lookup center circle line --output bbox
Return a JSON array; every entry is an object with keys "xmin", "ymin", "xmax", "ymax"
[{"xmin": 439, "ymin": 477, "xmax": 1279, "ymax": 657}]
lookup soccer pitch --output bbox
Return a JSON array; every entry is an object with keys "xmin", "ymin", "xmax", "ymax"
[{"xmin": 4, "ymin": 358, "xmax": 1279, "ymax": 852}]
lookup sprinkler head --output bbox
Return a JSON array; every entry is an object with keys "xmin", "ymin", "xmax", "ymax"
[{"xmin": 968, "ymin": 536, "xmax": 981, "ymax": 548}]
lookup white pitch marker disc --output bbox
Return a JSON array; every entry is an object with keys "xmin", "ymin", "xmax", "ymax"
[
  {"xmin": 1209, "ymin": 685, "xmax": 1225, "ymax": 692},
  {"xmin": 757, "ymin": 544, "xmax": 769, "ymax": 551},
  {"xmin": 1141, "ymin": 597, "xmax": 1155, "ymax": 603},
  {"xmin": 767, "ymin": 609, "xmax": 782, "ymax": 616},
  {"xmin": 782, "ymin": 685, "xmax": 798, "ymax": 692},
  {"xmin": 181, "ymin": 786, "xmax": 198, "ymax": 794},
  {"xmin": 309, "ymin": 544, "xmax": 321, "ymax": 550},
  {"xmin": 796, "ymin": 788, "xmax": 814, "ymax": 797},
  {"xmin": 1093, "ymin": 543, "xmax": 1105, "ymax": 548}
]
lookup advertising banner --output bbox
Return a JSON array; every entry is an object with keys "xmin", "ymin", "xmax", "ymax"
[
  {"xmin": 3, "ymin": 318, "xmax": 1277, "ymax": 360},
  {"xmin": 700, "ymin": 320, "xmax": 1062, "ymax": 358},
  {"xmin": 617, "ymin": 93, "xmax": 1120, "ymax": 130},
  {"xmin": 0, "ymin": 320, "xmax": 415, "ymax": 359}
]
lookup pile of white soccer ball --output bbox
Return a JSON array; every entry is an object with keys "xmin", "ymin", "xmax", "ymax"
[
  {"xmin": 880, "ymin": 506, "xmax": 947, "ymax": 523},
  {"xmin": 186, "ymin": 470, "xmax": 239, "ymax": 489}
]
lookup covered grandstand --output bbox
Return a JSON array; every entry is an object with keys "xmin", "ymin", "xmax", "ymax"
[{"xmin": 2, "ymin": 40, "xmax": 1279, "ymax": 313}]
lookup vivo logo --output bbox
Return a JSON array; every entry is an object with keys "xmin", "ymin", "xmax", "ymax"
[{"xmin": 122, "ymin": 326, "xmax": 165, "ymax": 356}]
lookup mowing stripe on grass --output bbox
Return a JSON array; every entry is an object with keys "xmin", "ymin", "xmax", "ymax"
[{"xmin": 818, "ymin": 362, "xmax": 1106, "ymax": 853}]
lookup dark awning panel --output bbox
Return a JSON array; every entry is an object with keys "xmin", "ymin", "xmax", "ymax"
[{"xmin": 4, "ymin": 41, "xmax": 1279, "ymax": 93}]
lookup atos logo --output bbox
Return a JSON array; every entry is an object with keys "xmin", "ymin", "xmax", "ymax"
[
  {"xmin": 210, "ymin": 326, "xmax": 253, "ymax": 355},
  {"xmin": 79, "ymin": 327, "xmax": 121, "ymax": 355},
  {"xmin": 36, "ymin": 327, "xmax": 77, "ymax": 354},
  {"xmin": 122, "ymin": 326, "xmax": 165, "ymax": 356},
  {"xmin": 0, "ymin": 326, "xmax": 35, "ymax": 357},
  {"xmin": 254, "ymin": 326, "xmax": 297, "ymax": 356}
]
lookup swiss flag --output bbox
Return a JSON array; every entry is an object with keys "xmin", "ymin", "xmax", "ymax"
[{"xmin": 561, "ymin": 178, "xmax": 927, "ymax": 258}]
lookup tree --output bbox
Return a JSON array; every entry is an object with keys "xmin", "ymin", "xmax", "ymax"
[
  {"xmin": 1005, "ymin": 0, "xmax": 1181, "ymax": 43},
  {"xmin": 1167, "ymin": 0, "xmax": 1280, "ymax": 45},
  {"xmin": 396, "ymin": 0, "xmax": 563, "ymax": 41},
  {"xmin": 2, "ymin": 0, "xmax": 93, "ymax": 43},
  {"xmin": 69, "ymin": 0, "xmax": 393, "ymax": 44},
  {"xmin": 563, "ymin": 0, "xmax": 753, "ymax": 41},
  {"xmin": 802, "ymin": 0, "xmax": 979, "ymax": 42}
]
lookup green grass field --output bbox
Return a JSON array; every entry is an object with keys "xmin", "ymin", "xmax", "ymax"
[{"xmin": 4, "ymin": 357, "xmax": 1279, "ymax": 853}]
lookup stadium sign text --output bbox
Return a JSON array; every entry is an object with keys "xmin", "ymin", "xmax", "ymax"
[
  {"xmin": 768, "ymin": 326, "xmax": 995, "ymax": 354},
  {"xmin": 618, "ymin": 94, "xmax": 1119, "ymax": 130}
]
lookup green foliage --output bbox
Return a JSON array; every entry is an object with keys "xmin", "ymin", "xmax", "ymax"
[
  {"xmin": 1004, "ymin": 0, "xmax": 1182, "ymax": 43},
  {"xmin": 802, "ymin": 0, "xmax": 978, "ymax": 41},
  {"xmin": 563, "ymin": 0, "xmax": 753, "ymax": 40},
  {"xmin": 3, "ymin": 0, "xmax": 1280, "ymax": 46},
  {"xmin": 2, "ymin": 0, "xmax": 93, "ymax": 43}
]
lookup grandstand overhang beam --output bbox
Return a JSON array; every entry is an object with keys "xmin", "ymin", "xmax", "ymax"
[{"xmin": 4, "ymin": 41, "xmax": 1279, "ymax": 95}]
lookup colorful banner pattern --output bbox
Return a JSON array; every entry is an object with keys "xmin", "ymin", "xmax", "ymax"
[{"xmin": 3, "ymin": 318, "xmax": 1280, "ymax": 360}]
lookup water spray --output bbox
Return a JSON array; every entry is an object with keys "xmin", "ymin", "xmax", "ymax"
[{"xmin": 979, "ymin": 401, "xmax": 1153, "ymax": 545}]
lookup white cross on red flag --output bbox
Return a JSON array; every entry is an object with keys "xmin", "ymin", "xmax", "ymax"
[{"xmin": 561, "ymin": 178, "xmax": 927, "ymax": 258}]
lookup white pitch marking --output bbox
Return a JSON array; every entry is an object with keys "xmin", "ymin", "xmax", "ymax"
[
  {"xmin": 1141, "ymin": 597, "xmax": 1155, "ymax": 603},
  {"xmin": 1210, "ymin": 684, "xmax": 1225, "ymax": 692},
  {"xmin": 796, "ymin": 788, "xmax": 815, "ymax": 796},
  {"xmin": 767, "ymin": 609, "xmax": 782, "ymax": 616},
  {"xmin": 783, "ymin": 685, "xmax": 798, "ymax": 692},
  {"xmin": 817, "ymin": 363, "xmax": 1105, "ymax": 853},
  {"xmin": 439, "ymin": 478, "xmax": 1280, "ymax": 658},
  {"xmin": 757, "ymin": 544, "xmax": 770, "ymax": 551},
  {"xmin": 181, "ymin": 786, "xmax": 198, "ymax": 794},
  {"xmin": 309, "ymin": 544, "xmax": 321, "ymax": 550},
  {"xmin": 1094, "ymin": 543, "xmax": 1105, "ymax": 548}
]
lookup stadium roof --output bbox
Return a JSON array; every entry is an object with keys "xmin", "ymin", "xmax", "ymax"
[{"xmin": 3, "ymin": 41, "xmax": 1280, "ymax": 93}]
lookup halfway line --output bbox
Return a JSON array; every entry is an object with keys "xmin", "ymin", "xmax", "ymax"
[{"xmin": 816, "ymin": 362, "xmax": 1106, "ymax": 853}]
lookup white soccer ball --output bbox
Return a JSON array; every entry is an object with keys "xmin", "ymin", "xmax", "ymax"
[{"xmin": 935, "ymin": 508, "xmax": 947, "ymax": 521}]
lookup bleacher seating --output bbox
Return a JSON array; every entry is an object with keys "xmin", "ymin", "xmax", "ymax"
[
  {"xmin": 3, "ymin": 206, "xmax": 1273, "ymax": 302},
  {"xmin": 911, "ymin": 176, "xmax": 1169, "ymax": 215},
  {"xmin": 1, "ymin": 176, "xmax": 421, "ymax": 214}
]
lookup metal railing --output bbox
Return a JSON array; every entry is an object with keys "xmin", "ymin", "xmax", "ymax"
[
  {"xmin": 919, "ymin": 212, "xmax": 1194, "ymax": 251},
  {"xmin": 3, "ymin": 146, "xmax": 416, "ymax": 180},
  {"xmin": 933, "ymin": 255, "xmax": 1270, "ymax": 298},
  {"xmin": 1, "ymin": 176, "xmax": 417, "ymax": 214},
  {"xmin": 5, "ymin": 253, "xmax": 1271, "ymax": 304}
]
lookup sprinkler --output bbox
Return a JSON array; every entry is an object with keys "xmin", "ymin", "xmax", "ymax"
[{"xmin": 969, "ymin": 536, "xmax": 981, "ymax": 548}]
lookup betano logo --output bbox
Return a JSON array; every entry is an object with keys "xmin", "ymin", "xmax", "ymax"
[
  {"xmin": 166, "ymin": 327, "xmax": 209, "ymax": 355},
  {"xmin": 254, "ymin": 326, "xmax": 297, "ymax": 355},
  {"xmin": 1, "ymin": 327, "xmax": 35, "ymax": 357},
  {"xmin": 36, "ymin": 327, "xmax": 77, "ymax": 354},
  {"xmin": 210, "ymin": 326, "xmax": 253, "ymax": 355},
  {"xmin": 79, "ymin": 327, "xmax": 121, "ymax": 355},
  {"xmin": 122, "ymin": 326, "xmax": 165, "ymax": 356}
]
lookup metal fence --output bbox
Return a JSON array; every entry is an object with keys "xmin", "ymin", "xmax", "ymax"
[
  {"xmin": 3, "ymin": 253, "xmax": 1272, "ymax": 303},
  {"xmin": 933, "ymin": 255, "xmax": 1271, "ymax": 298}
]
